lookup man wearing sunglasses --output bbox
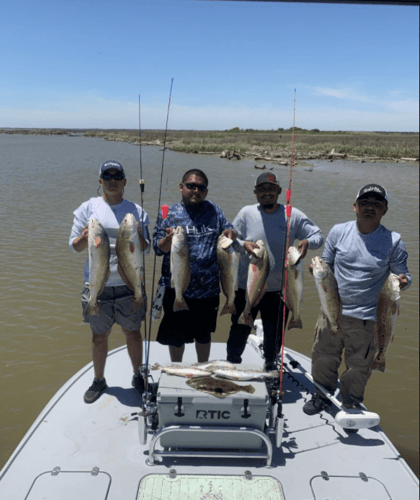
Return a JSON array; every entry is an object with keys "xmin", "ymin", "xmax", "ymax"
[
  {"xmin": 153, "ymin": 169, "xmax": 236, "ymax": 363},
  {"xmin": 69, "ymin": 161, "xmax": 151, "ymax": 404},
  {"xmin": 303, "ymin": 184, "xmax": 411, "ymax": 416},
  {"xmin": 226, "ymin": 172, "xmax": 324, "ymax": 371}
]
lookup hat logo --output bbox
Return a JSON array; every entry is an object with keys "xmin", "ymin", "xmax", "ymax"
[{"xmin": 268, "ymin": 174, "xmax": 275, "ymax": 181}]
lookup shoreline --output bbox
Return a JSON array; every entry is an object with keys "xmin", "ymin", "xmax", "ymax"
[{"xmin": 1, "ymin": 128, "xmax": 418, "ymax": 165}]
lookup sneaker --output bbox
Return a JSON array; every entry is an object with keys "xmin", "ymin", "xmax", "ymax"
[
  {"xmin": 84, "ymin": 378, "xmax": 107, "ymax": 404},
  {"xmin": 132, "ymin": 374, "xmax": 145, "ymax": 394},
  {"xmin": 303, "ymin": 394, "xmax": 331, "ymax": 415},
  {"xmin": 263, "ymin": 361, "xmax": 277, "ymax": 371}
]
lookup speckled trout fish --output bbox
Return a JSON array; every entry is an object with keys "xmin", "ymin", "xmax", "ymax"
[
  {"xmin": 186, "ymin": 376, "xmax": 255, "ymax": 398},
  {"xmin": 217, "ymin": 235, "xmax": 240, "ymax": 316},
  {"xmin": 285, "ymin": 246, "xmax": 304, "ymax": 330},
  {"xmin": 192, "ymin": 360, "xmax": 238, "ymax": 372},
  {"xmin": 239, "ymin": 240, "xmax": 269, "ymax": 327},
  {"xmin": 152, "ymin": 363, "xmax": 211, "ymax": 379},
  {"xmin": 170, "ymin": 226, "xmax": 190, "ymax": 312},
  {"xmin": 312, "ymin": 256, "xmax": 341, "ymax": 334},
  {"xmin": 370, "ymin": 273, "xmax": 400, "ymax": 372},
  {"xmin": 86, "ymin": 218, "xmax": 110, "ymax": 316},
  {"xmin": 115, "ymin": 214, "xmax": 145, "ymax": 311},
  {"xmin": 211, "ymin": 367, "xmax": 278, "ymax": 381}
]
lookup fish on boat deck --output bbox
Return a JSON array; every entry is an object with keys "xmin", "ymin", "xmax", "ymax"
[
  {"xmin": 151, "ymin": 363, "xmax": 211, "ymax": 379},
  {"xmin": 186, "ymin": 376, "xmax": 255, "ymax": 398},
  {"xmin": 211, "ymin": 367, "xmax": 278, "ymax": 381}
]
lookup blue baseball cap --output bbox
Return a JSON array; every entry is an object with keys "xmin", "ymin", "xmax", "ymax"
[{"xmin": 99, "ymin": 161, "xmax": 125, "ymax": 177}]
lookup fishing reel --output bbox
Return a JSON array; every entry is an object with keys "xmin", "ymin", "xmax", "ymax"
[{"xmin": 138, "ymin": 366, "xmax": 159, "ymax": 445}]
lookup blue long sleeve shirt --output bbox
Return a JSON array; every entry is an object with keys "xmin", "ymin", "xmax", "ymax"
[{"xmin": 153, "ymin": 200, "xmax": 233, "ymax": 299}]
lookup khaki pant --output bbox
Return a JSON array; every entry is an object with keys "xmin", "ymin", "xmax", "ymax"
[{"xmin": 311, "ymin": 309, "xmax": 377, "ymax": 406}]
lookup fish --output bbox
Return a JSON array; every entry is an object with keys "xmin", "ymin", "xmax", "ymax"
[
  {"xmin": 211, "ymin": 367, "xmax": 278, "ymax": 381},
  {"xmin": 115, "ymin": 213, "xmax": 145, "ymax": 311},
  {"xmin": 186, "ymin": 376, "xmax": 255, "ymax": 398},
  {"xmin": 217, "ymin": 235, "xmax": 240, "ymax": 316},
  {"xmin": 238, "ymin": 240, "xmax": 270, "ymax": 327},
  {"xmin": 285, "ymin": 246, "xmax": 304, "ymax": 330},
  {"xmin": 192, "ymin": 360, "xmax": 238, "ymax": 372},
  {"xmin": 370, "ymin": 273, "xmax": 400, "ymax": 372},
  {"xmin": 170, "ymin": 226, "xmax": 190, "ymax": 312},
  {"xmin": 312, "ymin": 256, "xmax": 341, "ymax": 334},
  {"xmin": 152, "ymin": 363, "xmax": 211, "ymax": 379},
  {"xmin": 86, "ymin": 218, "xmax": 110, "ymax": 316}
]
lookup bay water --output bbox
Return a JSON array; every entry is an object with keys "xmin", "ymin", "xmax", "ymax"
[{"xmin": 0, "ymin": 134, "xmax": 418, "ymax": 474}]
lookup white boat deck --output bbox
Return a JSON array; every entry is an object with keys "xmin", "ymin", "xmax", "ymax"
[{"xmin": 0, "ymin": 335, "xmax": 418, "ymax": 500}]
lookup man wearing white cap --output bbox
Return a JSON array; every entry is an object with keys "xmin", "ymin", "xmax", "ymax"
[{"xmin": 304, "ymin": 184, "xmax": 411, "ymax": 415}]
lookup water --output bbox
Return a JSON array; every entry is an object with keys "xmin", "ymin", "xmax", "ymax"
[{"xmin": 0, "ymin": 134, "xmax": 418, "ymax": 475}]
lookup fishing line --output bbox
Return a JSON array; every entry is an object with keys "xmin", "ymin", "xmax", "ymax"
[
  {"xmin": 144, "ymin": 78, "xmax": 174, "ymax": 389},
  {"xmin": 137, "ymin": 95, "xmax": 149, "ymax": 374},
  {"xmin": 277, "ymin": 89, "xmax": 296, "ymax": 398}
]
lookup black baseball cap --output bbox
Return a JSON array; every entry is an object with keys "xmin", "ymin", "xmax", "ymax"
[
  {"xmin": 255, "ymin": 172, "xmax": 280, "ymax": 187},
  {"xmin": 99, "ymin": 161, "xmax": 125, "ymax": 177},
  {"xmin": 356, "ymin": 184, "xmax": 388, "ymax": 203}
]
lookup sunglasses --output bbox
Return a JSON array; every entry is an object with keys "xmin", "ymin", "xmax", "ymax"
[
  {"xmin": 358, "ymin": 199, "xmax": 384, "ymax": 208},
  {"xmin": 102, "ymin": 171, "xmax": 125, "ymax": 181},
  {"xmin": 184, "ymin": 182, "xmax": 207, "ymax": 193}
]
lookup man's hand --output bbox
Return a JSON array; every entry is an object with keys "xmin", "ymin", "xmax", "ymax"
[
  {"xmin": 158, "ymin": 227, "xmax": 175, "ymax": 253},
  {"xmin": 244, "ymin": 241, "xmax": 260, "ymax": 257},
  {"xmin": 397, "ymin": 273, "xmax": 408, "ymax": 289},
  {"xmin": 73, "ymin": 224, "xmax": 89, "ymax": 252},
  {"xmin": 297, "ymin": 239, "xmax": 309, "ymax": 262},
  {"xmin": 222, "ymin": 229, "xmax": 237, "ymax": 241}
]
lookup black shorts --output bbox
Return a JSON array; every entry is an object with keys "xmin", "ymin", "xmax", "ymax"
[{"xmin": 156, "ymin": 287, "xmax": 219, "ymax": 347}]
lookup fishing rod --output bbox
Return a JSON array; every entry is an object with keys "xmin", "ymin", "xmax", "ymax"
[
  {"xmin": 274, "ymin": 89, "xmax": 296, "ymax": 445},
  {"xmin": 137, "ymin": 95, "xmax": 149, "ymax": 386},
  {"xmin": 143, "ymin": 78, "xmax": 174, "ymax": 392}
]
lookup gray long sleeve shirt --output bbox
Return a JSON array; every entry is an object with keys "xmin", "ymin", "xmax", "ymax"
[
  {"xmin": 233, "ymin": 204, "xmax": 324, "ymax": 292},
  {"xmin": 322, "ymin": 221, "xmax": 411, "ymax": 321}
]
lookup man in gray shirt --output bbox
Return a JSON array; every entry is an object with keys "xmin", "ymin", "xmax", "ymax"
[
  {"xmin": 226, "ymin": 172, "xmax": 324, "ymax": 369},
  {"xmin": 304, "ymin": 184, "xmax": 411, "ymax": 415}
]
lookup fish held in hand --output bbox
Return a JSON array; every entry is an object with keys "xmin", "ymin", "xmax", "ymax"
[
  {"xmin": 217, "ymin": 235, "xmax": 240, "ymax": 316},
  {"xmin": 186, "ymin": 376, "xmax": 255, "ymax": 398},
  {"xmin": 285, "ymin": 246, "xmax": 304, "ymax": 330},
  {"xmin": 370, "ymin": 273, "xmax": 400, "ymax": 372},
  {"xmin": 312, "ymin": 256, "xmax": 341, "ymax": 334},
  {"xmin": 152, "ymin": 363, "xmax": 211, "ymax": 379},
  {"xmin": 116, "ymin": 213, "xmax": 145, "ymax": 311},
  {"xmin": 86, "ymin": 218, "xmax": 110, "ymax": 316},
  {"xmin": 239, "ymin": 240, "xmax": 269, "ymax": 328},
  {"xmin": 170, "ymin": 226, "xmax": 190, "ymax": 312}
]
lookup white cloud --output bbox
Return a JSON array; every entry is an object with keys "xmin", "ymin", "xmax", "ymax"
[{"xmin": 313, "ymin": 86, "xmax": 371, "ymax": 102}]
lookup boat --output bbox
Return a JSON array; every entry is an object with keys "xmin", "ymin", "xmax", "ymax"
[{"xmin": 0, "ymin": 320, "xmax": 418, "ymax": 499}]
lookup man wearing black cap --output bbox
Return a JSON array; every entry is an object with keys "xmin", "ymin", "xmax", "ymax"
[
  {"xmin": 303, "ymin": 184, "xmax": 411, "ymax": 415},
  {"xmin": 226, "ymin": 172, "xmax": 324, "ymax": 370}
]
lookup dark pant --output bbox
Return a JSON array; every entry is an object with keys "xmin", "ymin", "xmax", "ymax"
[{"xmin": 226, "ymin": 289, "xmax": 288, "ymax": 365}]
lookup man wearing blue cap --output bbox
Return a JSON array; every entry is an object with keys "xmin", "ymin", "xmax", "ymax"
[{"xmin": 304, "ymin": 184, "xmax": 411, "ymax": 415}]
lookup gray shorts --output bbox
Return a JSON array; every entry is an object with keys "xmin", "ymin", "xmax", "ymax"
[{"xmin": 81, "ymin": 284, "xmax": 146, "ymax": 334}]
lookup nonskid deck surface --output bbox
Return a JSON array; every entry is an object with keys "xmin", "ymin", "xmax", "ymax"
[{"xmin": 0, "ymin": 340, "xmax": 418, "ymax": 500}]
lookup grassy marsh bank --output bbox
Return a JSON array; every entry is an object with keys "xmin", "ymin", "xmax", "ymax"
[{"xmin": 2, "ymin": 128, "xmax": 419, "ymax": 163}]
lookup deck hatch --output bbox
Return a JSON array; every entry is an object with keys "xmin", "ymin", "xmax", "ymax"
[
  {"xmin": 311, "ymin": 473, "xmax": 392, "ymax": 499},
  {"xmin": 137, "ymin": 474, "xmax": 285, "ymax": 499},
  {"xmin": 25, "ymin": 469, "xmax": 111, "ymax": 500}
]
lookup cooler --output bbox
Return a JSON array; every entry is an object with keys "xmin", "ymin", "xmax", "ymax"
[{"xmin": 156, "ymin": 364, "xmax": 269, "ymax": 450}]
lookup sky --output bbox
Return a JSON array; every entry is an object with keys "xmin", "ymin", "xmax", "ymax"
[{"xmin": 1, "ymin": 0, "xmax": 418, "ymax": 132}]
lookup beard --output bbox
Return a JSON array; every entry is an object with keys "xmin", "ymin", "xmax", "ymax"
[{"xmin": 262, "ymin": 203, "xmax": 274, "ymax": 210}]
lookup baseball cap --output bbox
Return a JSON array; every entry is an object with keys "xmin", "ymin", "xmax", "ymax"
[
  {"xmin": 255, "ymin": 172, "xmax": 280, "ymax": 187},
  {"xmin": 355, "ymin": 184, "xmax": 388, "ymax": 203},
  {"xmin": 99, "ymin": 161, "xmax": 125, "ymax": 177}
]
